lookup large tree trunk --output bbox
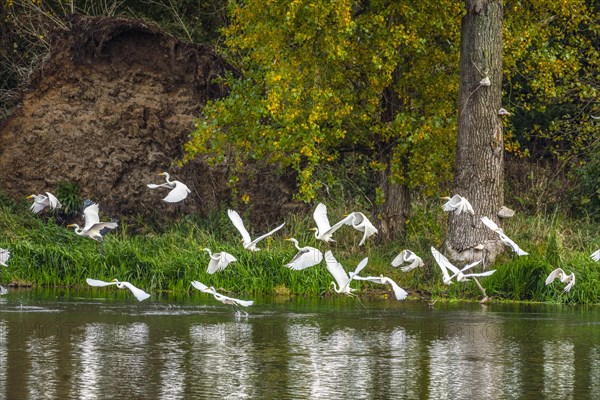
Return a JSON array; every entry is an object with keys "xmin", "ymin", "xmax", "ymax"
[
  {"xmin": 378, "ymin": 161, "xmax": 410, "ymax": 241},
  {"xmin": 445, "ymin": 0, "xmax": 505, "ymax": 264}
]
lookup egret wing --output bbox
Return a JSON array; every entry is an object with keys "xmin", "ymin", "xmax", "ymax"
[
  {"xmin": 431, "ymin": 247, "xmax": 461, "ymax": 276},
  {"xmin": 46, "ymin": 192, "xmax": 61, "ymax": 210},
  {"xmin": 499, "ymin": 233, "xmax": 528, "ymax": 256},
  {"xmin": 381, "ymin": 277, "xmax": 408, "ymax": 300},
  {"xmin": 249, "ymin": 222, "xmax": 286, "ymax": 246},
  {"xmin": 481, "ymin": 216, "xmax": 502, "ymax": 232},
  {"xmin": 462, "ymin": 269, "xmax": 496, "ymax": 279},
  {"xmin": 120, "ymin": 281, "xmax": 151, "ymax": 301},
  {"xmin": 228, "ymin": 209, "xmax": 252, "ymax": 245},
  {"xmin": 324, "ymin": 251, "xmax": 350, "ymax": 289},
  {"xmin": 162, "ymin": 181, "xmax": 190, "ymax": 203},
  {"xmin": 30, "ymin": 196, "xmax": 47, "ymax": 213},
  {"xmin": 545, "ymin": 268, "xmax": 565, "ymax": 285},
  {"xmin": 0, "ymin": 286, "xmax": 7, "ymax": 295},
  {"xmin": 86, "ymin": 278, "xmax": 118, "ymax": 287},
  {"xmin": 442, "ymin": 194, "xmax": 461, "ymax": 212},
  {"xmin": 285, "ymin": 247, "xmax": 323, "ymax": 270},
  {"xmin": 0, "ymin": 249, "xmax": 10, "ymax": 266},
  {"xmin": 191, "ymin": 281, "xmax": 211, "ymax": 293},
  {"xmin": 591, "ymin": 250, "xmax": 600, "ymax": 262},
  {"xmin": 313, "ymin": 203, "xmax": 333, "ymax": 233},
  {"xmin": 147, "ymin": 183, "xmax": 173, "ymax": 189},
  {"xmin": 564, "ymin": 274, "xmax": 575, "ymax": 292},
  {"xmin": 83, "ymin": 203, "xmax": 101, "ymax": 231}
]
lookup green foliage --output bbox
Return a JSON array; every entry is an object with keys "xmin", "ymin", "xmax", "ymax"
[
  {"xmin": 570, "ymin": 141, "xmax": 600, "ymax": 218},
  {"xmin": 56, "ymin": 181, "xmax": 82, "ymax": 217}
]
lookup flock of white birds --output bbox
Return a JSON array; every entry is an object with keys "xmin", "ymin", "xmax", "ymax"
[{"xmin": 1, "ymin": 173, "xmax": 598, "ymax": 308}]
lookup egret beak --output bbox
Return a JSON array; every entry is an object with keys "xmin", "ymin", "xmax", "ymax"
[
  {"xmin": 66, "ymin": 224, "xmax": 75, "ymax": 228},
  {"xmin": 284, "ymin": 237, "xmax": 292, "ymax": 241},
  {"xmin": 26, "ymin": 195, "xmax": 35, "ymax": 199},
  {"xmin": 309, "ymin": 228, "xmax": 317, "ymax": 231}
]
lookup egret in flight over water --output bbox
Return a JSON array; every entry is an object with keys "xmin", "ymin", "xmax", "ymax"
[
  {"xmin": 442, "ymin": 194, "xmax": 475, "ymax": 215},
  {"xmin": 431, "ymin": 247, "xmax": 495, "ymax": 285},
  {"xmin": 391, "ymin": 249, "xmax": 424, "ymax": 272},
  {"xmin": 312, "ymin": 203, "xmax": 351, "ymax": 243},
  {"xmin": 86, "ymin": 278, "xmax": 151, "ymax": 301},
  {"xmin": 349, "ymin": 272, "xmax": 408, "ymax": 300},
  {"xmin": 203, "ymin": 248, "xmax": 237, "ymax": 274},
  {"xmin": 344, "ymin": 211, "xmax": 378, "ymax": 246},
  {"xmin": 481, "ymin": 216, "xmax": 528, "ymax": 256},
  {"xmin": 545, "ymin": 268, "xmax": 575, "ymax": 293},
  {"xmin": 324, "ymin": 250, "xmax": 368, "ymax": 294},
  {"xmin": 67, "ymin": 202, "xmax": 118, "ymax": 241},
  {"xmin": 284, "ymin": 238, "xmax": 323, "ymax": 270},
  {"xmin": 191, "ymin": 281, "xmax": 254, "ymax": 314},
  {"xmin": 228, "ymin": 209, "xmax": 285, "ymax": 251},
  {"xmin": 27, "ymin": 192, "xmax": 62, "ymax": 214},
  {"xmin": 0, "ymin": 248, "xmax": 9, "ymax": 267},
  {"xmin": 147, "ymin": 172, "xmax": 191, "ymax": 203}
]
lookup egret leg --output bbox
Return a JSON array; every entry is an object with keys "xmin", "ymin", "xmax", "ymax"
[{"xmin": 472, "ymin": 277, "xmax": 489, "ymax": 303}]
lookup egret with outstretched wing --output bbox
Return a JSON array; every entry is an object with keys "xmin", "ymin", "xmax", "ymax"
[
  {"xmin": 312, "ymin": 203, "xmax": 351, "ymax": 243},
  {"xmin": 545, "ymin": 268, "xmax": 576, "ymax": 293},
  {"xmin": 86, "ymin": 278, "xmax": 151, "ymax": 301},
  {"xmin": 191, "ymin": 281, "xmax": 254, "ymax": 307},
  {"xmin": 0, "ymin": 248, "xmax": 10, "ymax": 267},
  {"xmin": 431, "ymin": 247, "xmax": 495, "ymax": 285},
  {"xmin": 67, "ymin": 202, "xmax": 118, "ymax": 241},
  {"xmin": 391, "ymin": 249, "xmax": 424, "ymax": 272},
  {"xmin": 591, "ymin": 250, "xmax": 600, "ymax": 262},
  {"xmin": 481, "ymin": 216, "xmax": 528, "ymax": 256},
  {"xmin": 324, "ymin": 250, "xmax": 368, "ymax": 294},
  {"xmin": 27, "ymin": 192, "xmax": 62, "ymax": 214},
  {"xmin": 203, "ymin": 248, "xmax": 237, "ymax": 274},
  {"xmin": 228, "ymin": 209, "xmax": 285, "ymax": 251},
  {"xmin": 147, "ymin": 172, "xmax": 191, "ymax": 203},
  {"xmin": 344, "ymin": 211, "xmax": 378, "ymax": 246},
  {"xmin": 442, "ymin": 194, "xmax": 475, "ymax": 215},
  {"xmin": 284, "ymin": 238, "xmax": 323, "ymax": 270}
]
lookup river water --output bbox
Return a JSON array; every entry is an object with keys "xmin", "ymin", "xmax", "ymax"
[{"xmin": 0, "ymin": 288, "xmax": 598, "ymax": 399}]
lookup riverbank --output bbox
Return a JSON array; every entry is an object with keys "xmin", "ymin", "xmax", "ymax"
[{"xmin": 0, "ymin": 195, "xmax": 598, "ymax": 304}]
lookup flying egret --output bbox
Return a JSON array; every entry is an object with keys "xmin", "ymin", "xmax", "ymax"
[
  {"xmin": 391, "ymin": 249, "xmax": 424, "ymax": 272},
  {"xmin": 431, "ymin": 247, "xmax": 495, "ymax": 285},
  {"xmin": 323, "ymin": 250, "xmax": 368, "ymax": 294},
  {"xmin": 441, "ymin": 194, "xmax": 475, "ymax": 215},
  {"xmin": 591, "ymin": 250, "xmax": 600, "ymax": 262},
  {"xmin": 26, "ymin": 192, "xmax": 62, "ymax": 214},
  {"xmin": 86, "ymin": 278, "xmax": 151, "ymax": 301},
  {"xmin": 67, "ymin": 202, "xmax": 118, "ymax": 241},
  {"xmin": 203, "ymin": 248, "xmax": 237, "ymax": 274},
  {"xmin": 147, "ymin": 172, "xmax": 191, "ymax": 203},
  {"xmin": 348, "ymin": 272, "xmax": 408, "ymax": 300},
  {"xmin": 481, "ymin": 216, "xmax": 528, "ymax": 256},
  {"xmin": 227, "ymin": 209, "xmax": 285, "ymax": 252},
  {"xmin": 344, "ymin": 211, "xmax": 378, "ymax": 246},
  {"xmin": 0, "ymin": 286, "xmax": 7, "ymax": 295},
  {"xmin": 191, "ymin": 281, "xmax": 254, "ymax": 308},
  {"xmin": 312, "ymin": 203, "xmax": 352, "ymax": 243},
  {"xmin": 0, "ymin": 248, "xmax": 9, "ymax": 267},
  {"xmin": 545, "ymin": 268, "xmax": 576, "ymax": 293},
  {"xmin": 284, "ymin": 238, "xmax": 323, "ymax": 270}
]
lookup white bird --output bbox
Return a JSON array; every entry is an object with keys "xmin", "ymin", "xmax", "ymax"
[
  {"xmin": 284, "ymin": 238, "xmax": 323, "ymax": 270},
  {"xmin": 591, "ymin": 249, "xmax": 600, "ymax": 262},
  {"xmin": 203, "ymin": 248, "xmax": 237, "ymax": 274},
  {"xmin": 481, "ymin": 216, "xmax": 528, "ymax": 256},
  {"xmin": 344, "ymin": 211, "xmax": 378, "ymax": 246},
  {"xmin": 0, "ymin": 286, "xmax": 7, "ymax": 295},
  {"xmin": 391, "ymin": 249, "xmax": 424, "ymax": 272},
  {"xmin": 191, "ymin": 281, "xmax": 254, "ymax": 307},
  {"xmin": 147, "ymin": 172, "xmax": 191, "ymax": 203},
  {"xmin": 349, "ymin": 272, "xmax": 408, "ymax": 300},
  {"xmin": 431, "ymin": 247, "xmax": 495, "ymax": 285},
  {"xmin": 86, "ymin": 278, "xmax": 151, "ymax": 301},
  {"xmin": 227, "ymin": 209, "xmax": 285, "ymax": 251},
  {"xmin": 442, "ymin": 194, "xmax": 475, "ymax": 215},
  {"xmin": 545, "ymin": 268, "xmax": 576, "ymax": 293},
  {"xmin": 67, "ymin": 202, "xmax": 118, "ymax": 241},
  {"xmin": 312, "ymin": 202, "xmax": 352, "ymax": 243},
  {"xmin": 324, "ymin": 250, "xmax": 368, "ymax": 294},
  {"xmin": 0, "ymin": 248, "xmax": 10, "ymax": 267},
  {"xmin": 26, "ymin": 192, "xmax": 62, "ymax": 214}
]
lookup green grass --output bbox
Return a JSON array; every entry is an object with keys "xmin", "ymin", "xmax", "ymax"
[{"xmin": 1, "ymin": 193, "xmax": 599, "ymax": 303}]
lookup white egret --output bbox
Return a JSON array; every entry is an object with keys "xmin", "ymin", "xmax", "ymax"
[
  {"xmin": 147, "ymin": 172, "xmax": 191, "ymax": 203},
  {"xmin": 227, "ymin": 209, "xmax": 285, "ymax": 251},
  {"xmin": 284, "ymin": 238, "xmax": 323, "ymax": 270},
  {"xmin": 441, "ymin": 194, "xmax": 475, "ymax": 215},
  {"xmin": 323, "ymin": 250, "xmax": 368, "ymax": 294},
  {"xmin": 203, "ymin": 248, "xmax": 237, "ymax": 274},
  {"xmin": 191, "ymin": 281, "xmax": 254, "ymax": 307},
  {"xmin": 86, "ymin": 278, "xmax": 151, "ymax": 301},
  {"xmin": 67, "ymin": 202, "xmax": 117, "ymax": 241},
  {"xmin": 0, "ymin": 248, "xmax": 10, "ymax": 267},
  {"xmin": 391, "ymin": 249, "xmax": 424, "ymax": 272},
  {"xmin": 26, "ymin": 192, "xmax": 62, "ymax": 214},
  {"xmin": 545, "ymin": 268, "xmax": 575, "ymax": 293},
  {"xmin": 481, "ymin": 216, "xmax": 528, "ymax": 256},
  {"xmin": 348, "ymin": 272, "xmax": 408, "ymax": 300},
  {"xmin": 344, "ymin": 211, "xmax": 378, "ymax": 246},
  {"xmin": 0, "ymin": 286, "xmax": 7, "ymax": 295},
  {"xmin": 591, "ymin": 250, "xmax": 600, "ymax": 262},
  {"xmin": 312, "ymin": 202, "xmax": 352, "ymax": 243},
  {"xmin": 431, "ymin": 247, "xmax": 495, "ymax": 285}
]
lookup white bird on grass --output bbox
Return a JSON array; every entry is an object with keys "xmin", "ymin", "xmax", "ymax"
[
  {"xmin": 26, "ymin": 192, "xmax": 62, "ymax": 214},
  {"xmin": 431, "ymin": 247, "xmax": 495, "ymax": 285},
  {"xmin": 67, "ymin": 202, "xmax": 118, "ymax": 241},
  {"xmin": 191, "ymin": 281, "xmax": 254, "ymax": 310},
  {"xmin": 227, "ymin": 209, "xmax": 285, "ymax": 252},
  {"xmin": 344, "ymin": 211, "xmax": 378, "ymax": 246},
  {"xmin": 442, "ymin": 194, "xmax": 475, "ymax": 215},
  {"xmin": 545, "ymin": 268, "xmax": 576, "ymax": 293},
  {"xmin": 391, "ymin": 249, "xmax": 424, "ymax": 272},
  {"xmin": 284, "ymin": 238, "xmax": 323, "ymax": 270},
  {"xmin": 86, "ymin": 278, "xmax": 151, "ymax": 301},
  {"xmin": 0, "ymin": 248, "xmax": 10, "ymax": 267},
  {"xmin": 312, "ymin": 203, "xmax": 352, "ymax": 243},
  {"xmin": 324, "ymin": 250, "xmax": 368, "ymax": 294},
  {"xmin": 481, "ymin": 216, "xmax": 528, "ymax": 256},
  {"xmin": 203, "ymin": 248, "xmax": 237, "ymax": 274},
  {"xmin": 591, "ymin": 250, "xmax": 600, "ymax": 262},
  {"xmin": 349, "ymin": 272, "xmax": 408, "ymax": 300},
  {"xmin": 147, "ymin": 172, "xmax": 191, "ymax": 203}
]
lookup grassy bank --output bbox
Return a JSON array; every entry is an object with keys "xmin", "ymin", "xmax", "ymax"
[{"xmin": 0, "ymin": 194, "xmax": 598, "ymax": 304}]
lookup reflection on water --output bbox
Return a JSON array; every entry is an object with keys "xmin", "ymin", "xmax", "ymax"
[{"xmin": 0, "ymin": 290, "xmax": 599, "ymax": 399}]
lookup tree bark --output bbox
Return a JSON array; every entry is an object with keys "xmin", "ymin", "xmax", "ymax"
[
  {"xmin": 378, "ymin": 162, "xmax": 410, "ymax": 241},
  {"xmin": 445, "ymin": 0, "xmax": 505, "ymax": 264}
]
